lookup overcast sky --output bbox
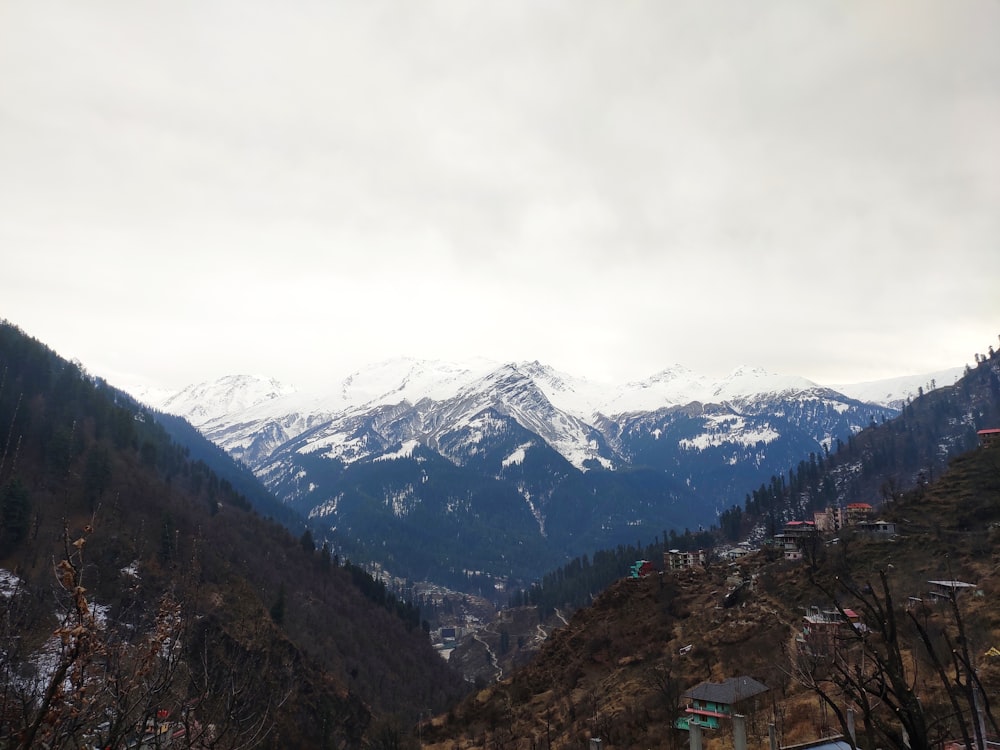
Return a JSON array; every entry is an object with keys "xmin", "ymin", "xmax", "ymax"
[{"xmin": 2, "ymin": 1, "xmax": 998, "ymax": 392}]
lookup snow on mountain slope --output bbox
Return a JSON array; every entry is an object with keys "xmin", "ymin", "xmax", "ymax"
[
  {"xmin": 507, "ymin": 361, "xmax": 612, "ymax": 419},
  {"xmin": 337, "ymin": 357, "xmax": 498, "ymax": 407},
  {"xmin": 123, "ymin": 356, "xmax": 974, "ymax": 589},
  {"xmin": 136, "ymin": 357, "xmax": 949, "ymax": 475},
  {"xmin": 138, "ymin": 359, "xmax": 498, "ymax": 424},
  {"xmin": 831, "ymin": 366, "xmax": 964, "ymax": 408},
  {"xmin": 136, "ymin": 360, "xmax": 504, "ymax": 466},
  {"xmin": 595, "ymin": 365, "xmax": 823, "ymax": 416},
  {"xmin": 593, "ymin": 365, "xmax": 704, "ymax": 415},
  {"xmin": 434, "ymin": 364, "xmax": 615, "ymax": 469},
  {"xmin": 140, "ymin": 360, "xmax": 847, "ymax": 432},
  {"xmin": 148, "ymin": 374, "xmax": 298, "ymax": 425},
  {"xmin": 707, "ymin": 366, "xmax": 821, "ymax": 400},
  {"xmin": 507, "ymin": 363, "xmax": 823, "ymax": 419}
]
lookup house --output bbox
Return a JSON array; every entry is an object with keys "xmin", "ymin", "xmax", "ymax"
[
  {"xmin": 719, "ymin": 543, "xmax": 754, "ymax": 561},
  {"xmin": 776, "ymin": 521, "xmax": 818, "ymax": 560},
  {"xmin": 814, "ymin": 503, "xmax": 875, "ymax": 532},
  {"xmin": 630, "ymin": 559, "xmax": 655, "ymax": 578},
  {"xmin": 675, "ymin": 676, "xmax": 769, "ymax": 731},
  {"xmin": 844, "ymin": 503, "xmax": 873, "ymax": 526},
  {"xmin": 797, "ymin": 606, "xmax": 863, "ymax": 661},
  {"xmin": 977, "ymin": 428, "xmax": 1000, "ymax": 446},
  {"xmin": 813, "ymin": 508, "xmax": 839, "ymax": 533},
  {"xmin": 665, "ymin": 549, "xmax": 707, "ymax": 572},
  {"xmin": 855, "ymin": 519, "xmax": 897, "ymax": 536},
  {"xmin": 781, "ymin": 739, "xmax": 854, "ymax": 750},
  {"xmin": 927, "ymin": 579, "xmax": 977, "ymax": 603}
]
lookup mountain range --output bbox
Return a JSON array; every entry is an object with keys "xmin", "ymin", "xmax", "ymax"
[{"xmin": 137, "ymin": 359, "xmax": 964, "ymax": 590}]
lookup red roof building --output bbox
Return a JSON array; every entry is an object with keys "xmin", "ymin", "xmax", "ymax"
[{"xmin": 978, "ymin": 428, "xmax": 1000, "ymax": 446}]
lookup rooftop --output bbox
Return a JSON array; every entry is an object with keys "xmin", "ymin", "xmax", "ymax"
[
  {"xmin": 928, "ymin": 580, "xmax": 977, "ymax": 589},
  {"xmin": 684, "ymin": 676, "xmax": 769, "ymax": 705}
]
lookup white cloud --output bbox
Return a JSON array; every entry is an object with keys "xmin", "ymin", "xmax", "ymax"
[{"xmin": 1, "ymin": 0, "xmax": 998, "ymax": 391}]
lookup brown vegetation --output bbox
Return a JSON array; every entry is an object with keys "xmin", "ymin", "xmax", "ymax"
[{"xmin": 422, "ymin": 443, "xmax": 1000, "ymax": 750}]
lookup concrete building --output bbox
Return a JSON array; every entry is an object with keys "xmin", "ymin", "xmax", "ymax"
[
  {"xmin": 665, "ymin": 548, "xmax": 707, "ymax": 572},
  {"xmin": 676, "ymin": 676, "xmax": 769, "ymax": 731}
]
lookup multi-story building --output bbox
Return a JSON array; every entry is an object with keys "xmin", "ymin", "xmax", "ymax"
[
  {"xmin": 776, "ymin": 520, "xmax": 818, "ymax": 560},
  {"xmin": 844, "ymin": 502, "xmax": 873, "ymax": 526},
  {"xmin": 664, "ymin": 548, "xmax": 707, "ymax": 572},
  {"xmin": 813, "ymin": 502, "xmax": 874, "ymax": 532},
  {"xmin": 675, "ymin": 676, "xmax": 769, "ymax": 731}
]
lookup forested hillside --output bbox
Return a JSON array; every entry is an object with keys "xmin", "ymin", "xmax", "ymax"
[
  {"xmin": 0, "ymin": 320, "xmax": 467, "ymax": 749},
  {"xmin": 424, "ymin": 435, "xmax": 1000, "ymax": 749},
  {"xmin": 720, "ymin": 345, "xmax": 1000, "ymax": 540}
]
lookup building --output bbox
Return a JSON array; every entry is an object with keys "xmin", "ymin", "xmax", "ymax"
[
  {"xmin": 776, "ymin": 521, "xmax": 818, "ymax": 560},
  {"xmin": 797, "ymin": 606, "xmax": 863, "ymax": 661},
  {"xmin": 855, "ymin": 519, "xmax": 897, "ymax": 536},
  {"xmin": 813, "ymin": 503, "xmax": 876, "ymax": 532},
  {"xmin": 782, "ymin": 520, "xmax": 817, "ymax": 535},
  {"xmin": 813, "ymin": 508, "xmax": 839, "ymax": 533},
  {"xmin": 665, "ymin": 549, "xmax": 707, "ymax": 572},
  {"xmin": 927, "ymin": 579, "xmax": 977, "ymax": 603},
  {"xmin": 844, "ymin": 503, "xmax": 873, "ymax": 526},
  {"xmin": 676, "ymin": 676, "xmax": 769, "ymax": 731},
  {"xmin": 781, "ymin": 739, "xmax": 854, "ymax": 750},
  {"xmin": 630, "ymin": 559, "xmax": 655, "ymax": 578},
  {"xmin": 978, "ymin": 428, "xmax": 1000, "ymax": 446},
  {"xmin": 719, "ymin": 543, "xmax": 753, "ymax": 561}
]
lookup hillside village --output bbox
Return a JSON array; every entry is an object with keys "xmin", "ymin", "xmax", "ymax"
[{"xmin": 423, "ymin": 432, "xmax": 1000, "ymax": 750}]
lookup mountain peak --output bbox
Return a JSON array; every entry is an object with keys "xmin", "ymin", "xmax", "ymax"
[
  {"xmin": 727, "ymin": 365, "xmax": 772, "ymax": 378},
  {"xmin": 645, "ymin": 364, "xmax": 694, "ymax": 383},
  {"xmin": 338, "ymin": 357, "xmax": 498, "ymax": 407},
  {"xmin": 151, "ymin": 374, "xmax": 297, "ymax": 426},
  {"xmin": 712, "ymin": 367, "xmax": 820, "ymax": 400}
]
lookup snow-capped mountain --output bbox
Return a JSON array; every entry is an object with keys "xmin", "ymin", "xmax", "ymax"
[
  {"xmin": 156, "ymin": 374, "xmax": 297, "ymax": 425},
  {"xmin": 831, "ymin": 366, "xmax": 965, "ymax": 409},
  {"xmin": 137, "ymin": 359, "xmax": 957, "ymax": 586}
]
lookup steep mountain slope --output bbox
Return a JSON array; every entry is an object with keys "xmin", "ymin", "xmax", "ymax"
[
  {"xmin": 724, "ymin": 353, "xmax": 1000, "ymax": 539},
  {"xmin": 422, "ymin": 437, "xmax": 1000, "ymax": 750},
  {"xmin": 140, "ymin": 360, "xmax": 953, "ymax": 589},
  {"xmin": 0, "ymin": 321, "xmax": 467, "ymax": 747}
]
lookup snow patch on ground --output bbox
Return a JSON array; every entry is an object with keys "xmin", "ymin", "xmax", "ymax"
[
  {"xmin": 679, "ymin": 415, "xmax": 781, "ymax": 450},
  {"xmin": 386, "ymin": 485, "xmax": 417, "ymax": 517},
  {"xmin": 308, "ymin": 494, "xmax": 342, "ymax": 518},
  {"xmin": 375, "ymin": 439, "xmax": 420, "ymax": 462},
  {"xmin": 518, "ymin": 487, "xmax": 547, "ymax": 537},
  {"xmin": 502, "ymin": 443, "xmax": 533, "ymax": 468},
  {"xmin": 0, "ymin": 568, "xmax": 22, "ymax": 597}
]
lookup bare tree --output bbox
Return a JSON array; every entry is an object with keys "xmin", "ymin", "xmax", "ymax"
[
  {"xmin": 1, "ymin": 522, "xmax": 285, "ymax": 750},
  {"xmin": 178, "ymin": 615, "xmax": 293, "ymax": 749},
  {"xmin": 15, "ymin": 524, "xmax": 108, "ymax": 750},
  {"xmin": 646, "ymin": 659, "xmax": 683, "ymax": 748},
  {"xmin": 792, "ymin": 569, "xmax": 997, "ymax": 750}
]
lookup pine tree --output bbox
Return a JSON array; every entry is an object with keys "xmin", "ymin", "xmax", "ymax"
[
  {"xmin": 0, "ymin": 478, "xmax": 30, "ymax": 555},
  {"xmin": 270, "ymin": 584, "xmax": 286, "ymax": 625}
]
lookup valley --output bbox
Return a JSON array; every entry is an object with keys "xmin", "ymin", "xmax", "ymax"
[
  {"xmin": 421, "ymin": 431, "xmax": 1000, "ymax": 748},
  {"xmin": 139, "ymin": 359, "xmax": 962, "ymax": 594},
  {"xmin": 3, "ymin": 317, "xmax": 996, "ymax": 749}
]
